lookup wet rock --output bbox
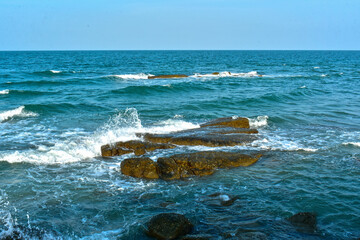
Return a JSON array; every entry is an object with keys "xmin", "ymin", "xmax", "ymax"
[
  {"xmin": 200, "ymin": 117, "xmax": 250, "ymax": 129},
  {"xmin": 101, "ymin": 140, "xmax": 175, "ymax": 157},
  {"xmin": 207, "ymin": 193, "xmax": 240, "ymax": 206},
  {"xmin": 148, "ymin": 74, "xmax": 188, "ymax": 79},
  {"xmin": 157, "ymin": 151, "xmax": 261, "ymax": 180},
  {"xmin": 287, "ymin": 212, "xmax": 317, "ymax": 232},
  {"xmin": 146, "ymin": 213, "xmax": 193, "ymax": 240},
  {"xmin": 121, "ymin": 157, "xmax": 159, "ymax": 179},
  {"xmin": 120, "ymin": 151, "xmax": 261, "ymax": 180},
  {"xmin": 140, "ymin": 126, "xmax": 257, "ymax": 148}
]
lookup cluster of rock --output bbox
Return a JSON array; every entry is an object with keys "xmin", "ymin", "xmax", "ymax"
[
  {"xmin": 145, "ymin": 212, "xmax": 318, "ymax": 240},
  {"xmin": 101, "ymin": 117, "xmax": 262, "ymax": 180},
  {"xmin": 147, "ymin": 72, "xmax": 263, "ymax": 79}
]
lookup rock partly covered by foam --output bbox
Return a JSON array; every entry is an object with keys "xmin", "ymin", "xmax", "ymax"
[
  {"xmin": 120, "ymin": 151, "xmax": 262, "ymax": 180},
  {"xmin": 148, "ymin": 74, "xmax": 188, "ymax": 79},
  {"xmin": 101, "ymin": 140, "xmax": 175, "ymax": 157},
  {"xmin": 101, "ymin": 117, "xmax": 257, "ymax": 157},
  {"xmin": 146, "ymin": 213, "xmax": 193, "ymax": 240}
]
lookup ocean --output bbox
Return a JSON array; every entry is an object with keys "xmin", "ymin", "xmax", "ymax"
[{"xmin": 0, "ymin": 50, "xmax": 359, "ymax": 239}]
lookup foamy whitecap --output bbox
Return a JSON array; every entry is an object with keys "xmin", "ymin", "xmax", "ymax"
[
  {"xmin": 249, "ymin": 116, "xmax": 268, "ymax": 128},
  {"xmin": 343, "ymin": 142, "xmax": 360, "ymax": 147},
  {"xmin": 314, "ymin": 67, "xmax": 320, "ymax": 69},
  {"xmin": 0, "ymin": 90, "xmax": 9, "ymax": 95},
  {"xmin": 0, "ymin": 106, "xmax": 38, "ymax": 123},
  {"xmin": 50, "ymin": 70, "xmax": 61, "ymax": 74},
  {"xmin": 109, "ymin": 73, "xmax": 153, "ymax": 80},
  {"xmin": 251, "ymin": 136, "xmax": 318, "ymax": 152},
  {"xmin": 321, "ymin": 74, "xmax": 327, "ymax": 77},
  {"xmin": 0, "ymin": 108, "xmax": 199, "ymax": 164},
  {"xmin": 300, "ymin": 85, "xmax": 307, "ymax": 89}
]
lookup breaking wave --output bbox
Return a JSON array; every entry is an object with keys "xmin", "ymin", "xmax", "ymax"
[
  {"xmin": 0, "ymin": 106, "xmax": 38, "ymax": 123},
  {"xmin": 0, "ymin": 90, "xmax": 9, "ymax": 95}
]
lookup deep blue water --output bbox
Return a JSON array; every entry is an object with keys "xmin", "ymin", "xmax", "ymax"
[{"xmin": 0, "ymin": 51, "xmax": 359, "ymax": 239}]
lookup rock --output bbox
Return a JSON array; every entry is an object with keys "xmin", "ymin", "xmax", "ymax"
[
  {"xmin": 148, "ymin": 74, "xmax": 188, "ymax": 79},
  {"xmin": 157, "ymin": 151, "xmax": 261, "ymax": 180},
  {"xmin": 181, "ymin": 234, "xmax": 213, "ymax": 240},
  {"xmin": 211, "ymin": 72, "xmax": 219, "ymax": 75},
  {"xmin": 200, "ymin": 117, "xmax": 250, "ymax": 129},
  {"xmin": 206, "ymin": 193, "xmax": 240, "ymax": 206},
  {"xmin": 287, "ymin": 212, "xmax": 317, "ymax": 232},
  {"xmin": 120, "ymin": 151, "xmax": 261, "ymax": 180},
  {"xmin": 121, "ymin": 157, "xmax": 159, "ymax": 179},
  {"xmin": 101, "ymin": 140, "xmax": 175, "ymax": 157},
  {"xmin": 146, "ymin": 213, "xmax": 193, "ymax": 240},
  {"xmin": 139, "ymin": 125, "xmax": 257, "ymax": 148}
]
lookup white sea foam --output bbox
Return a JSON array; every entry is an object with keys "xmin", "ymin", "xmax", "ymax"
[
  {"xmin": 191, "ymin": 71, "xmax": 260, "ymax": 78},
  {"xmin": 321, "ymin": 74, "xmax": 327, "ymax": 77},
  {"xmin": 0, "ymin": 106, "xmax": 38, "ymax": 123},
  {"xmin": 0, "ymin": 89, "xmax": 9, "ymax": 95},
  {"xmin": 109, "ymin": 73, "xmax": 153, "ymax": 79},
  {"xmin": 50, "ymin": 70, "xmax": 61, "ymax": 74},
  {"xmin": 251, "ymin": 135, "xmax": 318, "ymax": 152},
  {"xmin": 0, "ymin": 108, "xmax": 199, "ymax": 164},
  {"xmin": 314, "ymin": 67, "xmax": 320, "ymax": 69},
  {"xmin": 249, "ymin": 116, "xmax": 268, "ymax": 128},
  {"xmin": 343, "ymin": 142, "xmax": 360, "ymax": 147}
]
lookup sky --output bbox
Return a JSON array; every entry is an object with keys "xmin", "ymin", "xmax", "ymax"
[{"xmin": 0, "ymin": 0, "xmax": 359, "ymax": 50}]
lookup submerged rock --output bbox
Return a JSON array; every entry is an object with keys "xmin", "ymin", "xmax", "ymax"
[
  {"xmin": 146, "ymin": 213, "xmax": 193, "ymax": 240},
  {"xmin": 287, "ymin": 212, "xmax": 317, "ymax": 233},
  {"xmin": 148, "ymin": 74, "xmax": 188, "ymax": 79},
  {"xmin": 236, "ymin": 232, "xmax": 268, "ymax": 240},
  {"xmin": 120, "ymin": 151, "xmax": 262, "ymax": 180},
  {"xmin": 101, "ymin": 140, "xmax": 175, "ymax": 157},
  {"xmin": 181, "ymin": 234, "xmax": 213, "ymax": 240}
]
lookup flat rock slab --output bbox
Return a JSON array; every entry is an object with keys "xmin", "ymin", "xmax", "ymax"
[
  {"xmin": 101, "ymin": 140, "xmax": 175, "ymax": 157},
  {"xmin": 120, "ymin": 151, "xmax": 262, "ymax": 180}
]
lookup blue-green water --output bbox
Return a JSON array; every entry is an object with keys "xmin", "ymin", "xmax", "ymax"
[{"xmin": 0, "ymin": 51, "xmax": 359, "ymax": 239}]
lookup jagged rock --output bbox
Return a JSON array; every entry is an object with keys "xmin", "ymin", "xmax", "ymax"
[
  {"xmin": 146, "ymin": 213, "xmax": 193, "ymax": 240},
  {"xmin": 120, "ymin": 151, "xmax": 261, "ymax": 180},
  {"xmin": 287, "ymin": 212, "xmax": 317, "ymax": 233},
  {"xmin": 101, "ymin": 140, "xmax": 175, "ymax": 157},
  {"xmin": 148, "ymin": 74, "xmax": 188, "ymax": 79},
  {"xmin": 200, "ymin": 117, "xmax": 250, "ymax": 129},
  {"xmin": 121, "ymin": 157, "xmax": 159, "ymax": 179}
]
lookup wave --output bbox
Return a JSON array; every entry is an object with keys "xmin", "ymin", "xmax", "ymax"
[
  {"xmin": 343, "ymin": 142, "xmax": 360, "ymax": 147},
  {"xmin": 190, "ymin": 71, "xmax": 261, "ymax": 78},
  {"xmin": 249, "ymin": 116, "xmax": 269, "ymax": 128},
  {"xmin": 0, "ymin": 108, "xmax": 199, "ymax": 164},
  {"xmin": 106, "ymin": 73, "xmax": 153, "ymax": 79},
  {"xmin": 0, "ymin": 90, "xmax": 9, "ymax": 95},
  {"xmin": 0, "ymin": 106, "xmax": 38, "ymax": 123}
]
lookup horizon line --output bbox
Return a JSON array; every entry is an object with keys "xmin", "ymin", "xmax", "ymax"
[{"xmin": 1, "ymin": 49, "xmax": 360, "ymax": 52}]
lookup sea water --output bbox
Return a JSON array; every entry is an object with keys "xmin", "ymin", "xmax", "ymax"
[{"xmin": 0, "ymin": 51, "xmax": 359, "ymax": 239}]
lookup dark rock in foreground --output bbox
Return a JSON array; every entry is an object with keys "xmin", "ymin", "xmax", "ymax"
[
  {"xmin": 101, "ymin": 140, "xmax": 175, "ymax": 157},
  {"xmin": 121, "ymin": 151, "xmax": 262, "ymax": 180},
  {"xmin": 146, "ymin": 213, "xmax": 193, "ymax": 240},
  {"xmin": 148, "ymin": 74, "xmax": 189, "ymax": 79},
  {"xmin": 287, "ymin": 212, "xmax": 317, "ymax": 233}
]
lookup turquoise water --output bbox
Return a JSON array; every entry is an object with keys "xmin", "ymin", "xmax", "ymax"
[{"xmin": 0, "ymin": 51, "xmax": 359, "ymax": 239}]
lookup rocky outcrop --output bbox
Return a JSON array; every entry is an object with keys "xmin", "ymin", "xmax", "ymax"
[
  {"xmin": 200, "ymin": 117, "xmax": 250, "ymax": 129},
  {"xmin": 146, "ymin": 213, "xmax": 193, "ymax": 240},
  {"xmin": 101, "ymin": 140, "xmax": 175, "ymax": 157},
  {"xmin": 120, "ymin": 151, "xmax": 262, "ymax": 180},
  {"xmin": 120, "ymin": 157, "xmax": 159, "ymax": 179},
  {"xmin": 148, "ymin": 74, "xmax": 188, "ymax": 79}
]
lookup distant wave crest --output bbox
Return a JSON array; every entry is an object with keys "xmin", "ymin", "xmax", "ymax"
[{"xmin": 0, "ymin": 89, "xmax": 9, "ymax": 95}]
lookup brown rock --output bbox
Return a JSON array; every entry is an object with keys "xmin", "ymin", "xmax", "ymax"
[
  {"xmin": 101, "ymin": 140, "xmax": 175, "ymax": 157},
  {"xmin": 200, "ymin": 117, "xmax": 250, "ymax": 129},
  {"xmin": 157, "ymin": 151, "xmax": 261, "ymax": 180},
  {"xmin": 212, "ymin": 72, "xmax": 220, "ymax": 75},
  {"xmin": 120, "ymin": 157, "xmax": 159, "ymax": 179},
  {"xmin": 146, "ymin": 213, "xmax": 193, "ymax": 240},
  {"xmin": 148, "ymin": 74, "xmax": 188, "ymax": 79}
]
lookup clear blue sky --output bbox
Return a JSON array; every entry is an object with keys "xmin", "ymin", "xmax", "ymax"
[{"xmin": 0, "ymin": 0, "xmax": 359, "ymax": 50}]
